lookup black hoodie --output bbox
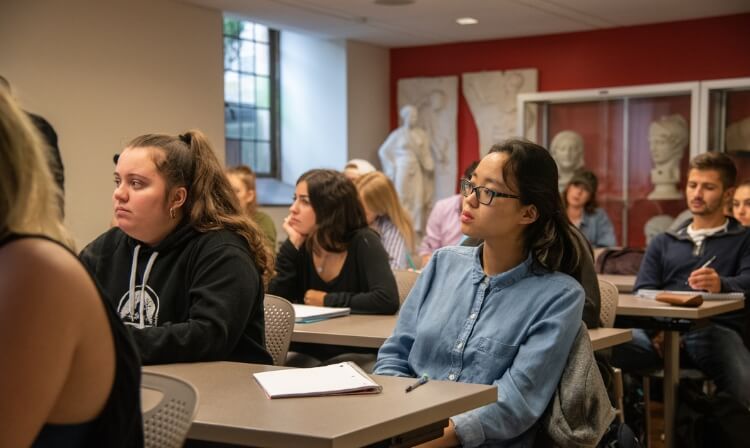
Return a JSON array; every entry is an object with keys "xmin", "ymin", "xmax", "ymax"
[{"xmin": 80, "ymin": 223, "xmax": 272, "ymax": 365}]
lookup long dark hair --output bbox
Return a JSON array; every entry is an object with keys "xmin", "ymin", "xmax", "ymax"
[
  {"xmin": 126, "ymin": 130, "xmax": 273, "ymax": 286},
  {"xmin": 298, "ymin": 169, "xmax": 367, "ymax": 253},
  {"xmin": 489, "ymin": 139, "xmax": 582, "ymax": 276}
]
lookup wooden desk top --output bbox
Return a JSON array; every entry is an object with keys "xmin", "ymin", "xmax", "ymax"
[
  {"xmin": 293, "ymin": 315, "xmax": 632, "ymax": 351},
  {"xmin": 598, "ymin": 274, "xmax": 636, "ymax": 293},
  {"xmin": 144, "ymin": 362, "xmax": 496, "ymax": 448},
  {"xmin": 617, "ymin": 294, "xmax": 744, "ymax": 319}
]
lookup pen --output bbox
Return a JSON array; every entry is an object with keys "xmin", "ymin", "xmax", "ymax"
[
  {"xmin": 405, "ymin": 374, "xmax": 429, "ymax": 393},
  {"xmin": 685, "ymin": 255, "xmax": 717, "ymax": 286}
]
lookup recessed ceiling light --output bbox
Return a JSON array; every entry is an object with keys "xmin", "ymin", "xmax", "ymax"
[
  {"xmin": 456, "ymin": 17, "xmax": 479, "ymax": 25},
  {"xmin": 374, "ymin": 0, "xmax": 416, "ymax": 5}
]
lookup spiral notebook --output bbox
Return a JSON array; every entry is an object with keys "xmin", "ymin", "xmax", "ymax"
[
  {"xmin": 637, "ymin": 289, "xmax": 745, "ymax": 301},
  {"xmin": 253, "ymin": 362, "xmax": 382, "ymax": 399}
]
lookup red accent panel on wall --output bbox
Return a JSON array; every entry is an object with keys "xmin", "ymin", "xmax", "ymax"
[{"xmin": 390, "ymin": 13, "xmax": 750, "ymax": 178}]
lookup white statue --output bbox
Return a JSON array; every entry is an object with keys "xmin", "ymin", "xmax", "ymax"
[
  {"xmin": 398, "ymin": 76, "xmax": 458, "ymax": 205},
  {"xmin": 550, "ymin": 130, "xmax": 585, "ymax": 192},
  {"xmin": 726, "ymin": 116, "xmax": 750, "ymax": 152},
  {"xmin": 378, "ymin": 105, "xmax": 434, "ymax": 231},
  {"xmin": 647, "ymin": 114, "xmax": 688, "ymax": 200},
  {"xmin": 644, "ymin": 214, "xmax": 675, "ymax": 245},
  {"xmin": 462, "ymin": 69, "xmax": 538, "ymax": 158}
]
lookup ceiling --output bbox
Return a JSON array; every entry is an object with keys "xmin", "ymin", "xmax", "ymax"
[{"xmin": 181, "ymin": 0, "xmax": 750, "ymax": 47}]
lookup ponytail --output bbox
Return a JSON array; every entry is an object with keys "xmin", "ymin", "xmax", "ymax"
[{"xmin": 126, "ymin": 130, "xmax": 274, "ymax": 286}]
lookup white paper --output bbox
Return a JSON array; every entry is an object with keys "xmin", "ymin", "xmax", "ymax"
[
  {"xmin": 253, "ymin": 362, "xmax": 382, "ymax": 399},
  {"xmin": 636, "ymin": 289, "xmax": 745, "ymax": 301},
  {"xmin": 292, "ymin": 304, "xmax": 350, "ymax": 323}
]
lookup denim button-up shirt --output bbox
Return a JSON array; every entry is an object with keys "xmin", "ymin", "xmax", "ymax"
[
  {"xmin": 374, "ymin": 245, "xmax": 584, "ymax": 448},
  {"xmin": 579, "ymin": 208, "xmax": 616, "ymax": 248}
]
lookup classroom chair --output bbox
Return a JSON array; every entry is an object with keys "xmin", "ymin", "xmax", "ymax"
[
  {"xmin": 598, "ymin": 278, "xmax": 626, "ymax": 423},
  {"xmin": 393, "ymin": 269, "xmax": 420, "ymax": 305},
  {"xmin": 264, "ymin": 294, "xmax": 296, "ymax": 366},
  {"xmin": 141, "ymin": 371, "xmax": 199, "ymax": 448}
]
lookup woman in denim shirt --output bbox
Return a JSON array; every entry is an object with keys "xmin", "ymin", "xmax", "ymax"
[
  {"xmin": 562, "ymin": 170, "xmax": 616, "ymax": 248},
  {"xmin": 374, "ymin": 140, "xmax": 585, "ymax": 448}
]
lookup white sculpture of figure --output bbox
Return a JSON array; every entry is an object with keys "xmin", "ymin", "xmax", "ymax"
[
  {"xmin": 462, "ymin": 69, "xmax": 538, "ymax": 158},
  {"xmin": 647, "ymin": 114, "xmax": 688, "ymax": 200},
  {"xmin": 398, "ymin": 76, "xmax": 458, "ymax": 205},
  {"xmin": 378, "ymin": 105, "xmax": 434, "ymax": 231},
  {"xmin": 550, "ymin": 130, "xmax": 585, "ymax": 192},
  {"xmin": 726, "ymin": 116, "xmax": 750, "ymax": 152}
]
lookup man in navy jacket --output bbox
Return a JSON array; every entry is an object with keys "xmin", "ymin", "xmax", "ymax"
[{"xmin": 614, "ymin": 152, "xmax": 750, "ymax": 407}]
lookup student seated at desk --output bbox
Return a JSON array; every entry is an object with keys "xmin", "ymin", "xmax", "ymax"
[
  {"xmin": 732, "ymin": 180, "xmax": 750, "ymax": 227},
  {"xmin": 355, "ymin": 171, "xmax": 416, "ymax": 270},
  {"xmin": 613, "ymin": 152, "xmax": 750, "ymax": 407},
  {"xmin": 0, "ymin": 91, "xmax": 142, "ymax": 447},
  {"xmin": 81, "ymin": 130, "xmax": 273, "ymax": 366},
  {"xmin": 562, "ymin": 169, "xmax": 616, "ymax": 248},
  {"xmin": 226, "ymin": 164, "xmax": 277, "ymax": 249},
  {"xmin": 269, "ymin": 169, "xmax": 398, "ymax": 314},
  {"xmin": 375, "ymin": 140, "xmax": 585, "ymax": 448}
]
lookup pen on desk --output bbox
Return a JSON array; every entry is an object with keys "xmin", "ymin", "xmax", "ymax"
[
  {"xmin": 685, "ymin": 255, "xmax": 717, "ymax": 286},
  {"xmin": 405, "ymin": 374, "xmax": 429, "ymax": 393}
]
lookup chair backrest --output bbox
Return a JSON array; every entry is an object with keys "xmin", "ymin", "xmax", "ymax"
[
  {"xmin": 393, "ymin": 269, "xmax": 420, "ymax": 304},
  {"xmin": 598, "ymin": 279, "xmax": 619, "ymax": 328},
  {"xmin": 141, "ymin": 372, "xmax": 199, "ymax": 448},
  {"xmin": 264, "ymin": 294, "xmax": 296, "ymax": 365}
]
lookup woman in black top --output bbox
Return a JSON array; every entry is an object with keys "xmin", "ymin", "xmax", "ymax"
[
  {"xmin": 0, "ymin": 90, "xmax": 142, "ymax": 446},
  {"xmin": 269, "ymin": 169, "xmax": 398, "ymax": 314}
]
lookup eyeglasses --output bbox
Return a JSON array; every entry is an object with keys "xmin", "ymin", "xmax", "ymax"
[{"xmin": 460, "ymin": 178, "xmax": 520, "ymax": 205}]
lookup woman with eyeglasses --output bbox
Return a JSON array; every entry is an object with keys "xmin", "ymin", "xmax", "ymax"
[{"xmin": 374, "ymin": 139, "xmax": 585, "ymax": 447}]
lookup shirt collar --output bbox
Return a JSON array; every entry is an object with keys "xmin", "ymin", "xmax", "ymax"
[{"xmin": 470, "ymin": 244, "xmax": 534, "ymax": 288}]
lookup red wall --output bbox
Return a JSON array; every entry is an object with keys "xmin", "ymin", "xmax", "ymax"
[
  {"xmin": 390, "ymin": 13, "xmax": 750, "ymax": 247},
  {"xmin": 390, "ymin": 13, "xmax": 750, "ymax": 175}
]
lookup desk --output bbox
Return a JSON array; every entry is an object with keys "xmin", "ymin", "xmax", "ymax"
[
  {"xmin": 616, "ymin": 294, "xmax": 745, "ymax": 448},
  {"xmin": 293, "ymin": 315, "xmax": 632, "ymax": 352},
  {"xmin": 598, "ymin": 274, "xmax": 636, "ymax": 293},
  {"xmin": 144, "ymin": 362, "xmax": 496, "ymax": 448}
]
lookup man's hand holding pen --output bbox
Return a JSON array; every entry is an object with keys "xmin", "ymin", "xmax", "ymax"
[{"xmin": 687, "ymin": 255, "xmax": 721, "ymax": 293}]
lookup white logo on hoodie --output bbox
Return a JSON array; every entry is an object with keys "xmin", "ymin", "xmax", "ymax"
[{"xmin": 117, "ymin": 285, "xmax": 160, "ymax": 328}]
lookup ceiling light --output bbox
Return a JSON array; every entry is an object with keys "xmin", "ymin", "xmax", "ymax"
[
  {"xmin": 456, "ymin": 17, "xmax": 478, "ymax": 25},
  {"xmin": 374, "ymin": 0, "xmax": 416, "ymax": 5}
]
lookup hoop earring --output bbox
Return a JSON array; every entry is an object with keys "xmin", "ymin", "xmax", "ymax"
[{"xmin": 169, "ymin": 207, "xmax": 176, "ymax": 220}]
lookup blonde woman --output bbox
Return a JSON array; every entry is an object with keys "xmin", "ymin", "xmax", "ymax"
[
  {"xmin": 0, "ymin": 91, "xmax": 142, "ymax": 445},
  {"xmin": 226, "ymin": 165, "xmax": 277, "ymax": 247},
  {"xmin": 355, "ymin": 171, "xmax": 416, "ymax": 269}
]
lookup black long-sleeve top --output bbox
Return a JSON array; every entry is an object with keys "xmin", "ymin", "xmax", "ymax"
[{"xmin": 269, "ymin": 228, "xmax": 399, "ymax": 314}]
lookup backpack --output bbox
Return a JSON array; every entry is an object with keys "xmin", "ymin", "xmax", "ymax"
[
  {"xmin": 595, "ymin": 248, "xmax": 645, "ymax": 275},
  {"xmin": 597, "ymin": 421, "xmax": 643, "ymax": 448},
  {"xmin": 675, "ymin": 381, "xmax": 750, "ymax": 448}
]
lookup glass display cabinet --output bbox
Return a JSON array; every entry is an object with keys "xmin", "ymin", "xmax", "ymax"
[
  {"xmin": 517, "ymin": 82, "xmax": 700, "ymax": 248},
  {"xmin": 699, "ymin": 77, "xmax": 750, "ymax": 180}
]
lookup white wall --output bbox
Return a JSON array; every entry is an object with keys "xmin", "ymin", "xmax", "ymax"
[
  {"xmin": 0, "ymin": 0, "xmax": 224, "ymax": 248},
  {"xmin": 280, "ymin": 31, "xmax": 347, "ymax": 184},
  {"xmin": 346, "ymin": 40, "xmax": 390, "ymax": 168}
]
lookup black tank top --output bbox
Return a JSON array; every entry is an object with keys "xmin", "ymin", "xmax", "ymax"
[{"xmin": 0, "ymin": 234, "xmax": 144, "ymax": 447}]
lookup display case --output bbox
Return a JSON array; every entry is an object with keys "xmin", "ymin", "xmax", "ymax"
[
  {"xmin": 517, "ymin": 82, "xmax": 700, "ymax": 248},
  {"xmin": 699, "ymin": 77, "xmax": 750, "ymax": 179}
]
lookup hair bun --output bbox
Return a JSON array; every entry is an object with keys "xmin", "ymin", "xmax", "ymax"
[{"xmin": 178, "ymin": 133, "xmax": 192, "ymax": 145}]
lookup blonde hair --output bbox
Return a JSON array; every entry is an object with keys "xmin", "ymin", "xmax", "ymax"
[
  {"xmin": 125, "ymin": 131, "xmax": 274, "ymax": 286},
  {"xmin": 0, "ymin": 90, "xmax": 70, "ymax": 247},
  {"xmin": 355, "ymin": 171, "xmax": 415, "ymax": 252},
  {"xmin": 226, "ymin": 165, "xmax": 257, "ymax": 215}
]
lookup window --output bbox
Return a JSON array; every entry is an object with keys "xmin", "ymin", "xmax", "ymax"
[{"xmin": 223, "ymin": 18, "xmax": 279, "ymax": 176}]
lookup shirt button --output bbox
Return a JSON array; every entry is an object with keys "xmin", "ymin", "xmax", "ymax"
[
  {"xmin": 449, "ymin": 374, "xmax": 456, "ymax": 381},
  {"xmin": 469, "ymin": 313, "xmax": 477, "ymax": 320},
  {"xmin": 456, "ymin": 341, "xmax": 463, "ymax": 349}
]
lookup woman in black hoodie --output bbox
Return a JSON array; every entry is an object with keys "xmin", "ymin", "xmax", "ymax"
[{"xmin": 81, "ymin": 130, "xmax": 273, "ymax": 365}]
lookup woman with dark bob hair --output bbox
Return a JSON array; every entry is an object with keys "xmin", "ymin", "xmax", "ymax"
[
  {"xmin": 269, "ymin": 169, "xmax": 398, "ymax": 314},
  {"xmin": 561, "ymin": 169, "xmax": 616, "ymax": 248},
  {"xmin": 375, "ymin": 140, "xmax": 585, "ymax": 447}
]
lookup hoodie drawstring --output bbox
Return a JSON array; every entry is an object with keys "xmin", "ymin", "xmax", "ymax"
[{"xmin": 128, "ymin": 244, "xmax": 159, "ymax": 329}]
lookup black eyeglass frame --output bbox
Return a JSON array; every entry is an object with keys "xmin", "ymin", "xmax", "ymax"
[{"xmin": 460, "ymin": 178, "xmax": 521, "ymax": 205}]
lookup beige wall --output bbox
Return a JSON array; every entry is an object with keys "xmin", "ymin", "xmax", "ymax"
[
  {"xmin": 346, "ymin": 40, "xmax": 390, "ymax": 169},
  {"xmin": 0, "ymin": 0, "xmax": 224, "ymax": 248}
]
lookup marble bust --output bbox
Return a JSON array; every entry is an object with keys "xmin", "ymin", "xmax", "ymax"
[
  {"xmin": 550, "ymin": 130, "xmax": 585, "ymax": 192},
  {"xmin": 378, "ymin": 105, "xmax": 434, "ymax": 231},
  {"xmin": 647, "ymin": 114, "xmax": 688, "ymax": 200}
]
